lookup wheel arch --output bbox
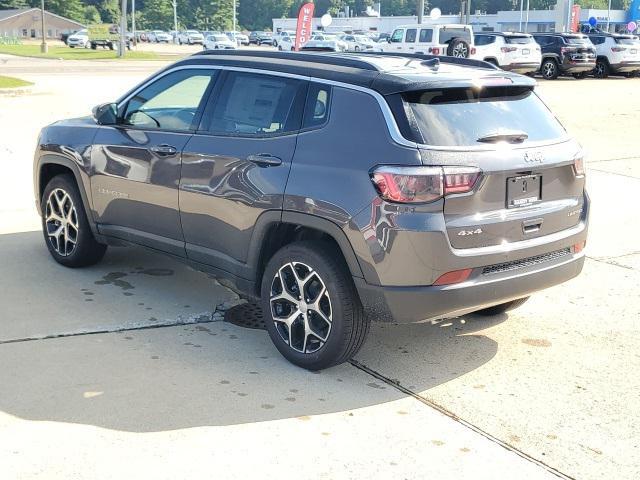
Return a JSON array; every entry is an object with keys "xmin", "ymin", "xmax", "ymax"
[{"xmin": 249, "ymin": 211, "xmax": 365, "ymax": 298}]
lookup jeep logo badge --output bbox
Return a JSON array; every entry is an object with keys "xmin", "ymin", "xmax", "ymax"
[{"xmin": 524, "ymin": 151, "xmax": 544, "ymax": 164}]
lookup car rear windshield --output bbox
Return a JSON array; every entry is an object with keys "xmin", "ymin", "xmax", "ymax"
[
  {"xmin": 505, "ymin": 35, "xmax": 533, "ymax": 44},
  {"xmin": 615, "ymin": 37, "xmax": 637, "ymax": 45},
  {"xmin": 439, "ymin": 28, "xmax": 472, "ymax": 44},
  {"xmin": 564, "ymin": 36, "xmax": 591, "ymax": 45},
  {"xmin": 404, "ymin": 86, "xmax": 566, "ymax": 147}
]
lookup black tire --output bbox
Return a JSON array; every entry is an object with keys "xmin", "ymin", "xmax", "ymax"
[
  {"xmin": 260, "ymin": 241, "xmax": 370, "ymax": 370},
  {"xmin": 447, "ymin": 38, "xmax": 470, "ymax": 58},
  {"xmin": 41, "ymin": 174, "xmax": 107, "ymax": 268},
  {"xmin": 475, "ymin": 297, "xmax": 530, "ymax": 316},
  {"xmin": 485, "ymin": 58, "xmax": 499, "ymax": 68},
  {"xmin": 541, "ymin": 58, "xmax": 559, "ymax": 80},
  {"xmin": 594, "ymin": 59, "xmax": 609, "ymax": 79}
]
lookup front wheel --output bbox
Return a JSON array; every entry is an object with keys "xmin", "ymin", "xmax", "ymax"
[
  {"xmin": 261, "ymin": 241, "xmax": 370, "ymax": 370},
  {"xmin": 41, "ymin": 174, "xmax": 107, "ymax": 268},
  {"xmin": 475, "ymin": 297, "xmax": 530, "ymax": 316}
]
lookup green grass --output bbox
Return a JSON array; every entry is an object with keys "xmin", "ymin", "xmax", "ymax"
[
  {"xmin": 0, "ymin": 75, "xmax": 33, "ymax": 89},
  {"xmin": 0, "ymin": 44, "xmax": 175, "ymax": 61}
]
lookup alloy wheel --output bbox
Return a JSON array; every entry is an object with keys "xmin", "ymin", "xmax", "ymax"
[
  {"xmin": 595, "ymin": 62, "xmax": 606, "ymax": 78},
  {"xmin": 543, "ymin": 61, "xmax": 556, "ymax": 78},
  {"xmin": 452, "ymin": 44, "xmax": 468, "ymax": 58},
  {"xmin": 270, "ymin": 261, "xmax": 332, "ymax": 354},
  {"xmin": 45, "ymin": 188, "xmax": 79, "ymax": 256}
]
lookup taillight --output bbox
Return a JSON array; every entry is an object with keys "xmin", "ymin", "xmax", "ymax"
[
  {"xmin": 370, "ymin": 166, "xmax": 481, "ymax": 204},
  {"xmin": 501, "ymin": 46, "xmax": 517, "ymax": 53},
  {"xmin": 560, "ymin": 47, "xmax": 576, "ymax": 54},
  {"xmin": 611, "ymin": 47, "xmax": 626, "ymax": 52},
  {"xmin": 470, "ymin": 47, "xmax": 476, "ymax": 55},
  {"xmin": 429, "ymin": 47, "xmax": 440, "ymax": 55},
  {"xmin": 573, "ymin": 156, "xmax": 585, "ymax": 176}
]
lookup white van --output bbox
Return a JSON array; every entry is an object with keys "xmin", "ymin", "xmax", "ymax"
[{"xmin": 381, "ymin": 24, "xmax": 475, "ymax": 58}]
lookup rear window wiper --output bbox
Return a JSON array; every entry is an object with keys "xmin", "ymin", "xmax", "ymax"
[{"xmin": 477, "ymin": 130, "xmax": 528, "ymax": 144}]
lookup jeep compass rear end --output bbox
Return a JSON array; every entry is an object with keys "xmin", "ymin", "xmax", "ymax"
[{"xmin": 34, "ymin": 51, "xmax": 588, "ymax": 370}]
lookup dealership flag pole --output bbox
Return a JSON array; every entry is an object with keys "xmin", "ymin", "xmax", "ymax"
[{"xmin": 40, "ymin": 0, "xmax": 47, "ymax": 53}]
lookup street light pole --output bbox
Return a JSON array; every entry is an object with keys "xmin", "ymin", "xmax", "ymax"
[
  {"xmin": 519, "ymin": 0, "xmax": 523, "ymax": 31},
  {"xmin": 40, "ymin": 0, "xmax": 47, "ymax": 53},
  {"xmin": 418, "ymin": 0, "xmax": 424, "ymax": 23},
  {"xmin": 173, "ymin": 0, "xmax": 178, "ymax": 43},
  {"xmin": 119, "ymin": 0, "xmax": 127, "ymax": 58},
  {"xmin": 606, "ymin": 0, "xmax": 611, "ymax": 31},
  {"xmin": 132, "ymin": 0, "xmax": 136, "ymax": 46},
  {"xmin": 233, "ymin": 0, "xmax": 237, "ymax": 33}
]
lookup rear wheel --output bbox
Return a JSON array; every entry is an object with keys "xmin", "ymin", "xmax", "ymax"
[
  {"xmin": 541, "ymin": 59, "xmax": 559, "ymax": 80},
  {"xmin": 475, "ymin": 297, "xmax": 530, "ymax": 316},
  {"xmin": 594, "ymin": 59, "xmax": 609, "ymax": 78},
  {"xmin": 41, "ymin": 174, "xmax": 107, "ymax": 268},
  {"xmin": 261, "ymin": 241, "xmax": 369, "ymax": 370}
]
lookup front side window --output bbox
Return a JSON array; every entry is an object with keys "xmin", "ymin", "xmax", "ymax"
[
  {"xmin": 122, "ymin": 69, "xmax": 216, "ymax": 131},
  {"xmin": 205, "ymin": 72, "xmax": 305, "ymax": 136},
  {"xmin": 405, "ymin": 87, "xmax": 566, "ymax": 147},
  {"xmin": 405, "ymin": 29, "xmax": 417, "ymax": 43},
  {"xmin": 390, "ymin": 29, "xmax": 404, "ymax": 43}
]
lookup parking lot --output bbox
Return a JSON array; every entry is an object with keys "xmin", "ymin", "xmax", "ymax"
[{"xmin": 1, "ymin": 52, "xmax": 639, "ymax": 479}]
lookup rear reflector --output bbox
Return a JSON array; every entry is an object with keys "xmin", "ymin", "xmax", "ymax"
[
  {"xmin": 572, "ymin": 241, "xmax": 586, "ymax": 254},
  {"xmin": 433, "ymin": 268, "xmax": 472, "ymax": 286},
  {"xmin": 573, "ymin": 156, "xmax": 585, "ymax": 176}
]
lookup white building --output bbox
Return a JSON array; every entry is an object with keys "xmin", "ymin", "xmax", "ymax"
[{"xmin": 273, "ymin": 8, "xmax": 633, "ymax": 35}]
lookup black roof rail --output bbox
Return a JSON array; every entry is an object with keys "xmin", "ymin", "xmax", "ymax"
[
  {"xmin": 192, "ymin": 49, "xmax": 381, "ymax": 71},
  {"xmin": 356, "ymin": 51, "xmax": 500, "ymax": 70}
]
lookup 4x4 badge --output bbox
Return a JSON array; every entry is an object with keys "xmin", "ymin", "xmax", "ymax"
[{"xmin": 524, "ymin": 151, "xmax": 544, "ymax": 164}]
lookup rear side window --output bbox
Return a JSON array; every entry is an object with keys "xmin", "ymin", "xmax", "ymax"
[
  {"xmin": 590, "ymin": 36, "xmax": 605, "ymax": 45},
  {"xmin": 419, "ymin": 29, "xmax": 433, "ymax": 43},
  {"xmin": 564, "ymin": 35, "xmax": 591, "ymax": 45},
  {"xmin": 205, "ymin": 72, "xmax": 304, "ymax": 136},
  {"xmin": 615, "ymin": 37, "xmax": 637, "ymax": 45},
  {"xmin": 405, "ymin": 29, "xmax": 417, "ymax": 43},
  {"xmin": 474, "ymin": 35, "xmax": 494, "ymax": 46},
  {"xmin": 438, "ymin": 28, "xmax": 472, "ymax": 44},
  {"xmin": 505, "ymin": 36, "xmax": 533, "ymax": 44},
  {"xmin": 303, "ymin": 83, "xmax": 331, "ymax": 129},
  {"xmin": 404, "ymin": 87, "xmax": 566, "ymax": 147}
]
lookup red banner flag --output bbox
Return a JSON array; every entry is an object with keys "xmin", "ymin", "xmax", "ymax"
[
  {"xmin": 570, "ymin": 5, "xmax": 581, "ymax": 33},
  {"xmin": 295, "ymin": 2, "xmax": 315, "ymax": 51}
]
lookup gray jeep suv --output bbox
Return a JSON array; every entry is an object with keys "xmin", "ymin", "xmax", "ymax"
[{"xmin": 33, "ymin": 51, "xmax": 589, "ymax": 370}]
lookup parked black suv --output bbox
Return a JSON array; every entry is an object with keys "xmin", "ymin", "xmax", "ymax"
[
  {"xmin": 33, "ymin": 51, "xmax": 589, "ymax": 369},
  {"xmin": 532, "ymin": 33, "xmax": 596, "ymax": 79}
]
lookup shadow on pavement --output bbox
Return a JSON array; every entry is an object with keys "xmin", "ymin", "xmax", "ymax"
[{"xmin": 0, "ymin": 230, "xmax": 505, "ymax": 432}]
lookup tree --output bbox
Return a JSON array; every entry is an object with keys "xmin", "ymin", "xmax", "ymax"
[
  {"xmin": 239, "ymin": 0, "xmax": 293, "ymax": 31},
  {"xmin": 0, "ymin": 0, "xmax": 29, "ymax": 9},
  {"xmin": 84, "ymin": 5, "xmax": 102, "ymax": 24},
  {"xmin": 139, "ymin": 0, "xmax": 174, "ymax": 29}
]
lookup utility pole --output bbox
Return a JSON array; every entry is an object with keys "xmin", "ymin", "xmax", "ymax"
[
  {"xmin": 173, "ymin": 0, "xmax": 178, "ymax": 43},
  {"xmin": 418, "ymin": 0, "xmax": 424, "ymax": 23},
  {"xmin": 606, "ymin": 0, "xmax": 611, "ymax": 31},
  {"xmin": 233, "ymin": 0, "xmax": 237, "ymax": 32},
  {"xmin": 119, "ymin": 0, "xmax": 127, "ymax": 57},
  {"xmin": 465, "ymin": 0, "xmax": 471, "ymax": 24},
  {"xmin": 40, "ymin": 0, "xmax": 47, "ymax": 53},
  {"xmin": 519, "ymin": 0, "xmax": 523, "ymax": 31},
  {"xmin": 525, "ymin": 0, "xmax": 530, "ymax": 32},
  {"xmin": 132, "ymin": 0, "xmax": 136, "ymax": 46}
]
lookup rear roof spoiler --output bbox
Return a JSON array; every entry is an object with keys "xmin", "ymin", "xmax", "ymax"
[{"xmin": 357, "ymin": 51, "xmax": 501, "ymax": 71}]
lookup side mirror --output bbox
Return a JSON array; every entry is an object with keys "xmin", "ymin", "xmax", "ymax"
[
  {"xmin": 387, "ymin": 37, "xmax": 391, "ymax": 43},
  {"xmin": 92, "ymin": 102, "xmax": 118, "ymax": 125}
]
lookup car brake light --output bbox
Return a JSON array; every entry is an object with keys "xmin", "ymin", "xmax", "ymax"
[
  {"xmin": 501, "ymin": 46, "xmax": 517, "ymax": 53},
  {"xmin": 573, "ymin": 156, "xmax": 585, "ymax": 176},
  {"xmin": 370, "ymin": 166, "xmax": 481, "ymax": 204},
  {"xmin": 433, "ymin": 268, "xmax": 473, "ymax": 286},
  {"xmin": 429, "ymin": 47, "xmax": 440, "ymax": 55},
  {"xmin": 470, "ymin": 47, "xmax": 476, "ymax": 55},
  {"xmin": 611, "ymin": 47, "xmax": 626, "ymax": 52},
  {"xmin": 560, "ymin": 47, "xmax": 576, "ymax": 54}
]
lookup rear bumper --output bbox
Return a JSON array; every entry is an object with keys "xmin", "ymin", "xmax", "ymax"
[
  {"xmin": 503, "ymin": 62, "xmax": 540, "ymax": 73},
  {"xmin": 561, "ymin": 58, "xmax": 595, "ymax": 73},
  {"xmin": 610, "ymin": 61, "xmax": 640, "ymax": 73},
  {"xmin": 355, "ymin": 252, "xmax": 584, "ymax": 323}
]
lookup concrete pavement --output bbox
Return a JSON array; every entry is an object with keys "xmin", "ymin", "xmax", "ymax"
[{"xmin": 1, "ymin": 54, "xmax": 639, "ymax": 479}]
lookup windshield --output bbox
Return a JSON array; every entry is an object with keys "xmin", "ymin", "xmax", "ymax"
[
  {"xmin": 356, "ymin": 35, "xmax": 372, "ymax": 43},
  {"xmin": 405, "ymin": 87, "xmax": 566, "ymax": 146},
  {"xmin": 505, "ymin": 36, "xmax": 533, "ymax": 44},
  {"xmin": 213, "ymin": 35, "xmax": 228, "ymax": 41}
]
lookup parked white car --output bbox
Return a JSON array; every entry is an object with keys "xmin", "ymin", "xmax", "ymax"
[
  {"xmin": 178, "ymin": 30, "xmax": 204, "ymax": 45},
  {"xmin": 273, "ymin": 30, "xmax": 296, "ymax": 47},
  {"xmin": 226, "ymin": 31, "xmax": 249, "ymax": 46},
  {"xmin": 587, "ymin": 33, "xmax": 640, "ymax": 78},
  {"xmin": 149, "ymin": 30, "xmax": 173, "ymax": 43},
  {"xmin": 203, "ymin": 34, "xmax": 237, "ymax": 50},
  {"xmin": 309, "ymin": 33, "xmax": 348, "ymax": 51},
  {"xmin": 382, "ymin": 24, "xmax": 475, "ymax": 58},
  {"xmin": 340, "ymin": 33, "xmax": 379, "ymax": 52},
  {"xmin": 277, "ymin": 34, "xmax": 296, "ymax": 51},
  {"xmin": 473, "ymin": 32, "xmax": 542, "ymax": 74},
  {"xmin": 67, "ymin": 29, "xmax": 90, "ymax": 48}
]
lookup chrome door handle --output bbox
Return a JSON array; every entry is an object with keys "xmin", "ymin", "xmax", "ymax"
[
  {"xmin": 150, "ymin": 144, "xmax": 177, "ymax": 156},
  {"xmin": 247, "ymin": 153, "xmax": 282, "ymax": 167}
]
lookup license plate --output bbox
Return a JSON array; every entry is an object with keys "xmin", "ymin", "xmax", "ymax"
[
  {"xmin": 506, "ymin": 175, "xmax": 542, "ymax": 208},
  {"xmin": 522, "ymin": 48, "xmax": 530, "ymax": 55}
]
